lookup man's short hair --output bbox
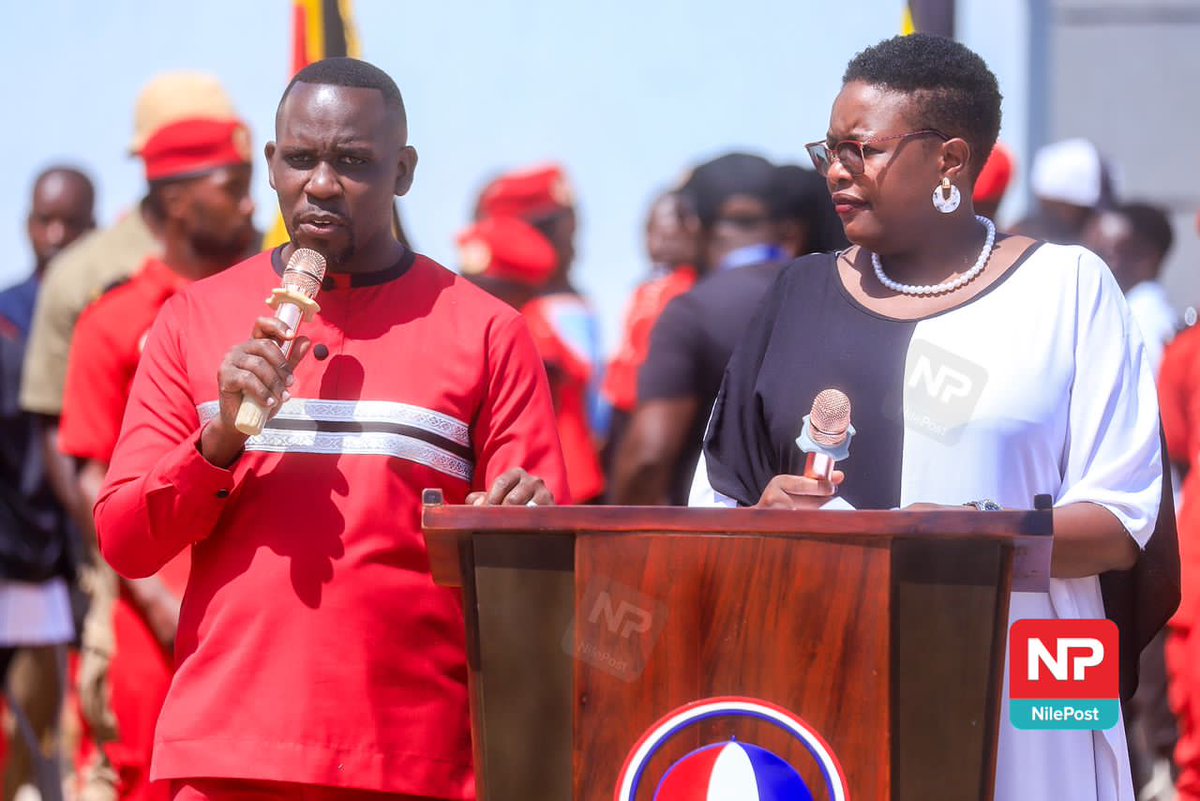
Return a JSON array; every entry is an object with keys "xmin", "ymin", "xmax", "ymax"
[
  {"xmin": 278, "ymin": 57, "xmax": 405, "ymax": 118},
  {"xmin": 1121, "ymin": 202, "xmax": 1175, "ymax": 260},
  {"xmin": 33, "ymin": 166, "xmax": 95, "ymax": 209}
]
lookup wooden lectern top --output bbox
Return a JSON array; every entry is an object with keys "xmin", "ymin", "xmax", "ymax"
[{"xmin": 421, "ymin": 489, "xmax": 1052, "ymax": 592}]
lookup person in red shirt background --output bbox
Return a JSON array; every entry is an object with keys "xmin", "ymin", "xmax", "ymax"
[
  {"xmin": 59, "ymin": 116, "xmax": 255, "ymax": 801},
  {"xmin": 94, "ymin": 57, "xmax": 566, "ymax": 801},
  {"xmin": 476, "ymin": 165, "xmax": 606, "ymax": 502},
  {"xmin": 601, "ymin": 190, "xmax": 700, "ymax": 473},
  {"xmin": 1160, "ymin": 244, "xmax": 1200, "ymax": 799}
]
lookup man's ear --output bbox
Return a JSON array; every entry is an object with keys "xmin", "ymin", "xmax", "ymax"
[
  {"xmin": 264, "ymin": 142, "xmax": 277, "ymax": 190},
  {"xmin": 157, "ymin": 182, "xmax": 189, "ymax": 223},
  {"xmin": 394, "ymin": 145, "xmax": 418, "ymax": 197}
]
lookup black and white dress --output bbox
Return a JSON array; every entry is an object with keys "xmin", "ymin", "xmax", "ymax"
[{"xmin": 691, "ymin": 242, "xmax": 1163, "ymax": 801}]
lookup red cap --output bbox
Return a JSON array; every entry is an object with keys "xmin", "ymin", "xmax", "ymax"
[
  {"xmin": 141, "ymin": 117, "xmax": 252, "ymax": 182},
  {"xmin": 973, "ymin": 142, "xmax": 1015, "ymax": 205},
  {"xmin": 457, "ymin": 216, "xmax": 557, "ymax": 286},
  {"xmin": 479, "ymin": 164, "xmax": 574, "ymax": 220}
]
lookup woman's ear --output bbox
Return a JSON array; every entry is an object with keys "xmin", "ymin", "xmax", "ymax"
[{"xmin": 939, "ymin": 138, "xmax": 972, "ymax": 183}]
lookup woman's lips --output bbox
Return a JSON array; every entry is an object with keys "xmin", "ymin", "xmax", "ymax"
[{"xmin": 832, "ymin": 195, "xmax": 867, "ymax": 216}]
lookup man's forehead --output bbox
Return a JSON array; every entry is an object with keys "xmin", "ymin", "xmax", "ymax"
[
  {"xmin": 279, "ymin": 83, "xmax": 392, "ymax": 127},
  {"xmin": 34, "ymin": 173, "xmax": 89, "ymax": 206}
]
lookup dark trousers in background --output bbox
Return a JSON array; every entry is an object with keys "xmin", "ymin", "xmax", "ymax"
[{"xmin": 1128, "ymin": 630, "xmax": 1179, "ymax": 798}]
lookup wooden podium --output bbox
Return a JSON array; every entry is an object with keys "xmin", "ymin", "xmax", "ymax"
[{"xmin": 422, "ymin": 493, "xmax": 1051, "ymax": 801}]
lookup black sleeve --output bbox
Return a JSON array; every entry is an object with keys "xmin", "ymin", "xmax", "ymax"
[
  {"xmin": 638, "ymin": 292, "xmax": 702, "ymax": 402},
  {"xmin": 700, "ymin": 264, "xmax": 797, "ymax": 506},
  {"xmin": 1100, "ymin": 424, "xmax": 1181, "ymax": 702}
]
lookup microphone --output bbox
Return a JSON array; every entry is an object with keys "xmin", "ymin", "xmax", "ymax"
[
  {"xmin": 795, "ymin": 388, "xmax": 854, "ymax": 481},
  {"xmin": 234, "ymin": 248, "xmax": 327, "ymax": 436}
]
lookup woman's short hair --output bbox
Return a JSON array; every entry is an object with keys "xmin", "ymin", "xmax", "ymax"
[{"xmin": 843, "ymin": 34, "xmax": 1002, "ymax": 179}]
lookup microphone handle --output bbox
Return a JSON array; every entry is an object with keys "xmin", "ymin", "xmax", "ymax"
[
  {"xmin": 803, "ymin": 451, "xmax": 836, "ymax": 481},
  {"xmin": 233, "ymin": 302, "xmax": 305, "ymax": 436}
]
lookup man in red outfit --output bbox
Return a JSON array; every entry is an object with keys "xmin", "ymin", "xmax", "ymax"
[
  {"xmin": 60, "ymin": 116, "xmax": 256, "ymax": 801},
  {"xmin": 94, "ymin": 58, "xmax": 567, "ymax": 801}
]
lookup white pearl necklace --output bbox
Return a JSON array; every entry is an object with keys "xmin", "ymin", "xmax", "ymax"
[{"xmin": 872, "ymin": 215, "xmax": 996, "ymax": 296}]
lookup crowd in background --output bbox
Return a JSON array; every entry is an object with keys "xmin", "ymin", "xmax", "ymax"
[{"xmin": 0, "ymin": 61, "xmax": 1196, "ymax": 801}]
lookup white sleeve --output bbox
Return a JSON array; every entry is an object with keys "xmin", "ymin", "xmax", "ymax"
[
  {"xmin": 688, "ymin": 451, "xmax": 739, "ymax": 508},
  {"xmin": 1056, "ymin": 248, "xmax": 1162, "ymax": 547}
]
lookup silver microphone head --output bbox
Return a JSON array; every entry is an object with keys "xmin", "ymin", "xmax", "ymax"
[
  {"xmin": 810, "ymin": 388, "xmax": 851, "ymax": 447},
  {"xmin": 282, "ymin": 248, "xmax": 327, "ymax": 300}
]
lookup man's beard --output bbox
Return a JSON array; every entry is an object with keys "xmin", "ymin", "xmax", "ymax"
[
  {"xmin": 192, "ymin": 226, "xmax": 253, "ymax": 264},
  {"xmin": 323, "ymin": 237, "xmax": 356, "ymax": 271}
]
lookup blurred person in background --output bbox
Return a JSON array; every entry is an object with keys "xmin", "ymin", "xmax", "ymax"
[
  {"xmin": 456, "ymin": 214, "xmax": 557, "ymax": 310},
  {"xmin": 0, "ymin": 166, "xmax": 95, "ymax": 801},
  {"xmin": 1155, "ymin": 210, "xmax": 1200, "ymax": 801},
  {"xmin": 771, "ymin": 164, "xmax": 848, "ymax": 258},
  {"xmin": 610, "ymin": 153, "xmax": 791, "ymax": 505},
  {"xmin": 478, "ymin": 165, "xmax": 607, "ymax": 503},
  {"xmin": 61, "ymin": 114, "xmax": 255, "ymax": 801},
  {"xmin": 1084, "ymin": 202, "xmax": 1179, "ymax": 375},
  {"xmin": 601, "ymin": 189, "xmax": 701, "ymax": 471},
  {"xmin": 21, "ymin": 74, "xmax": 240, "ymax": 554},
  {"xmin": 971, "ymin": 141, "xmax": 1014, "ymax": 223},
  {"xmin": 1012, "ymin": 137, "xmax": 1115, "ymax": 245}
]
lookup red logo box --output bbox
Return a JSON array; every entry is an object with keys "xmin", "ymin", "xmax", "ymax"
[{"xmin": 1009, "ymin": 619, "xmax": 1119, "ymax": 701}]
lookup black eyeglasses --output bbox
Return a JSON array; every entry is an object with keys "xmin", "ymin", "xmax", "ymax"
[{"xmin": 804, "ymin": 129, "xmax": 949, "ymax": 177}]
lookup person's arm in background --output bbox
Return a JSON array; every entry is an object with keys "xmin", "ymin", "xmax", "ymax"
[
  {"xmin": 612, "ymin": 398, "xmax": 699, "ymax": 504},
  {"xmin": 36, "ymin": 414, "xmax": 93, "ymax": 542},
  {"xmin": 1158, "ymin": 332, "xmax": 1195, "ymax": 480},
  {"xmin": 62, "ymin": 302, "xmax": 182, "ymax": 647},
  {"xmin": 22, "ymin": 250, "xmax": 93, "ymax": 541},
  {"xmin": 611, "ymin": 294, "xmax": 700, "ymax": 505}
]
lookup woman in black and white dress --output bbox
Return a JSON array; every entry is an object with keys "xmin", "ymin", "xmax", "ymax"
[{"xmin": 691, "ymin": 34, "xmax": 1166, "ymax": 801}]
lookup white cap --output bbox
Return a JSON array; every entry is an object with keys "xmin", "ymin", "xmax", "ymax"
[{"xmin": 1030, "ymin": 138, "xmax": 1110, "ymax": 208}]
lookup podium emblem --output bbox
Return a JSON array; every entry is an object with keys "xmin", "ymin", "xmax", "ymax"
[{"xmin": 615, "ymin": 696, "xmax": 849, "ymax": 801}]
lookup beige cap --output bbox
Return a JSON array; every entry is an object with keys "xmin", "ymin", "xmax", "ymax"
[{"xmin": 129, "ymin": 71, "xmax": 238, "ymax": 154}]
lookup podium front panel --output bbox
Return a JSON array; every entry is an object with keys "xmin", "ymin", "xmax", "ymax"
[{"xmin": 574, "ymin": 533, "xmax": 893, "ymax": 801}]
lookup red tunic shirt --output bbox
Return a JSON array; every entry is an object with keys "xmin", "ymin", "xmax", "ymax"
[{"xmin": 95, "ymin": 249, "xmax": 569, "ymax": 798}]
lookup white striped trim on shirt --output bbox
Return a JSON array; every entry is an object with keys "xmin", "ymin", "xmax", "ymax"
[{"xmin": 196, "ymin": 398, "xmax": 474, "ymax": 481}]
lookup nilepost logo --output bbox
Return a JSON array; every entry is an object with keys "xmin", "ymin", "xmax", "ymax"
[
  {"xmin": 1009, "ymin": 619, "xmax": 1120, "ymax": 730},
  {"xmin": 901, "ymin": 340, "xmax": 988, "ymax": 445},
  {"xmin": 563, "ymin": 577, "xmax": 668, "ymax": 682}
]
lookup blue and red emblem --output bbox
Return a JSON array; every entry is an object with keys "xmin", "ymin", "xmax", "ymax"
[{"xmin": 614, "ymin": 696, "xmax": 850, "ymax": 801}]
